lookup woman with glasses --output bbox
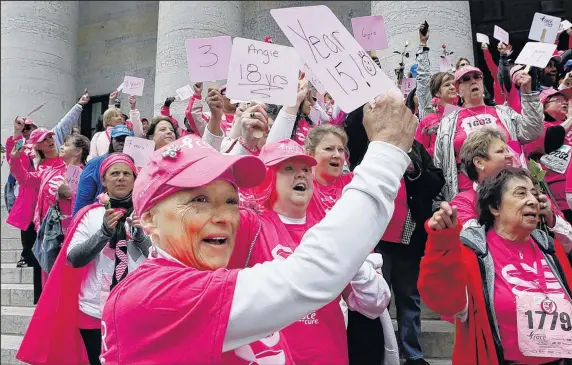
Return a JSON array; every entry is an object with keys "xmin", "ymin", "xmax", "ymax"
[
  {"xmin": 433, "ymin": 66, "xmax": 544, "ymax": 202},
  {"xmin": 523, "ymin": 88, "xmax": 572, "ymax": 223}
]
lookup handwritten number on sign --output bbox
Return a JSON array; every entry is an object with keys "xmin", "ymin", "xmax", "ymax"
[{"xmin": 198, "ymin": 45, "xmax": 219, "ymax": 67}]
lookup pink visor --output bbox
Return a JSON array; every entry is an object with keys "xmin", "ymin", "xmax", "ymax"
[
  {"xmin": 540, "ymin": 88, "xmax": 572, "ymax": 104},
  {"xmin": 29, "ymin": 128, "xmax": 55, "ymax": 144},
  {"xmin": 259, "ymin": 139, "xmax": 317, "ymax": 167},
  {"xmin": 454, "ymin": 65, "xmax": 483, "ymax": 84},
  {"xmin": 133, "ymin": 135, "xmax": 266, "ymax": 215}
]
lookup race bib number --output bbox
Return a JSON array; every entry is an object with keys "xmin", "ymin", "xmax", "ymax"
[
  {"xmin": 540, "ymin": 145, "xmax": 571, "ymax": 174},
  {"xmin": 516, "ymin": 295, "xmax": 572, "ymax": 358},
  {"xmin": 460, "ymin": 114, "xmax": 498, "ymax": 136}
]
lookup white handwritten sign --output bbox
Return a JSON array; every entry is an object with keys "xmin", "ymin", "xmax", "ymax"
[
  {"xmin": 176, "ymin": 85, "xmax": 194, "ymax": 101},
  {"xmin": 271, "ymin": 5, "xmax": 399, "ymax": 113},
  {"xmin": 515, "ymin": 42, "xmax": 558, "ymax": 69},
  {"xmin": 401, "ymin": 78, "xmax": 416, "ymax": 96},
  {"xmin": 301, "ymin": 62, "xmax": 326, "ymax": 94},
  {"xmin": 122, "ymin": 76, "xmax": 145, "ymax": 96},
  {"xmin": 226, "ymin": 37, "xmax": 300, "ymax": 107},
  {"xmin": 439, "ymin": 56, "xmax": 452, "ymax": 72},
  {"xmin": 560, "ymin": 20, "xmax": 572, "ymax": 33},
  {"xmin": 185, "ymin": 36, "xmax": 232, "ymax": 82},
  {"xmin": 476, "ymin": 33, "xmax": 490, "ymax": 45},
  {"xmin": 529, "ymin": 12, "xmax": 561, "ymax": 44},
  {"xmin": 494, "ymin": 25, "xmax": 509, "ymax": 45},
  {"xmin": 64, "ymin": 165, "xmax": 82, "ymax": 193},
  {"xmin": 123, "ymin": 137, "xmax": 155, "ymax": 167},
  {"xmin": 350, "ymin": 15, "xmax": 388, "ymax": 51},
  {"xmin": 308, "ymin": 106, "xmax": 322, "ymax": 124}
]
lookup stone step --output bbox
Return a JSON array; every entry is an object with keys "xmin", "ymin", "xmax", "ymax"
[
  {"xmin": 1, "ymin": 250, "xmax": 21, "ymax": 264},
  {"xmin": 392, "ymin": 319, "xmax": 454, "ymax": 359},
  {"xmin": 1, "ymin": 307, "xmax": 34, "ymax": 335},
  {"xmin": 0, "ymin": 334, "xmax": 24, "ymax": 365},
  {"xmin": 2, "ymin": 238, "xmax": 23, "ymax": 250},
  {"xmin": 401, "ymin": 360, "xmax": 451, "ymax": 365},
  {"xmin": 1, "ymin": 264, "xmax": 33, "ymax": 284},
  {"xmin": 1, "ymin": 284, "xmax": 34, "ymax": 307}
]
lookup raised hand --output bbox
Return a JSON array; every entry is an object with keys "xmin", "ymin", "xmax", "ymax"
[
  {"xmin": 419, "ymin": 22, "xmax": 429, "ymax": 45},
  {"xmin": 206, "ymin": 88, "xmax": 224, "ymax": 120},
  {"xmin": 193, "ymin": 82, "xmax": 203, "ymax": 96},
  {"xmin": 497, "ymin": 43, "xmax": 513, "ymax": 56},
  {"xmin": 362, "ymin": 92, "xmax": 418, "ymax": 152},
  {"xmin": 428, "ymin": 202, "xmax": 458, "ymax": 231},
  {"xmin": 103, "ymin": 208, "xmax": 124, "ymax": 232},
  {"xmin": 240, "ymin": 104, "xmax": 268, "ymax": 148},
  {"xmin": 78, "ymin": 89, "xmax": 90, "ymax": 105},
  {"xmin": 13, "ymin": 117, "xmax": 25, "ymax": 136},
  {"xmin": 129, "ymin": 95, "xmax": 137, "ymax": 110},
  {"xmin": 109, "ymin": 90, "xmax": 119, "ymax": 103}
]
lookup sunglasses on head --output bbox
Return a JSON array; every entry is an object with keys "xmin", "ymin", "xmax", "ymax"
[{"xmin": 460, "ymin": 73, "xmax": 483, "ymax": 83}]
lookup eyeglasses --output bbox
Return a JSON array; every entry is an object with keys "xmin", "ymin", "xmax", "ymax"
[
  {"xmin": 460, "ymin": 73, "xmax": 483, "ymax": 83},
  {"xmin": 545, "ymin": 97, "xmax": 567, "ymax": 105}
]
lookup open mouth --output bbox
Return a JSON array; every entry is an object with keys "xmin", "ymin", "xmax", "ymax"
[
  {"xmin": 471, "ymin": 86, "xmax": 479, "ymax": 93},
  {"xmin": 523, "ymin": 212, "xmax": 538, "ymax": 219},
  {"xmin": 202, "ymin": 236, "xmax": 228, "ymax": 245},
  {"xmin": 293, "ymin": 183, "xmax": 307, "ymax": 192},
  {"xmin": 329, "ymin": 161, "xmax": 341, "ymax": 168}
]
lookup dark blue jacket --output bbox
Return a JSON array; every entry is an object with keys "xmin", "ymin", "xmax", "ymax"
[{"xmin": 72, "ymin": 154, "xmax": 107, "ymax": 215}]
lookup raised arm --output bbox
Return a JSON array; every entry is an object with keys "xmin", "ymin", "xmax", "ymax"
[
  {"xmin": 416, "ymin": 22, "xmax": 431, "ymax": 119},
  {"xmin": 509, "ymin": 74, "xmax": 543, "ymax": 144},
  {"xmin": 223, "ymin": 93, "xmax": 418, "ymax": 351},
  {"xmin": 128, "ymin": 96, "xmax": 144, "ymax": 138},
  {"xmin": 52, "ymin": 90, "xmax": 89, "ymax": 148}
]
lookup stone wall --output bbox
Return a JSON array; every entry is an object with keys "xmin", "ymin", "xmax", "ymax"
[{"xmin": 77, "ymin": 1, "xmax": 159, "ymax": 119}]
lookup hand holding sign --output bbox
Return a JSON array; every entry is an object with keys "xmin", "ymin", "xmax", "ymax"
[
  {"xmin": 494, "ymin": 25, "xmax": 509, "ymax": 45},
  {"xmin": 271, "ymin": 5, "xmax": 399, "ymax": 113},
  {"xmin": 176, "ymin": 85, "xmax": 194, "ymax": 101},
  {"xmin": 123, "ymin": 137, "xmax": 155, "ymax": 167},
  {"xmin": 122, "ymin": 76, "xmax": 145, "ymax": 96},
  {"xmin": 185, "ymin": 36, "xmax": 232, "ymax": 82},
  {"xmin": 65, "ymin": 165, "xmax": 83, "ymax": 193},
  {"xmin": 226, "ymin": 37, "xmax": 300, "ymax": 107},
  {"xmin": 515, "ymin": 42, "xmax": 557, "ymax": 69},
  {"xmin": 529, "ymin": 12, "xmax": 561, "ymax": 44},
  {"xmin": 476, "ymin": 33, "xmax": 490, "ymax": 45},
  {"xmin": 350, "ymin": 15, "xmax": 388, "ymax": 51}
]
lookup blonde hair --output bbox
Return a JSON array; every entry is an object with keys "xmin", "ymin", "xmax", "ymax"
[
  {"xmin": 460, "ymin": 128, "xmax": 507, "ymax": 181},
  {"xmin": 103, "ymin": 108, "xmax": 122, "ymax": 128},
  {"xmin": 304, "ymin": 124, "xmax": 348, "ymax": 155}
]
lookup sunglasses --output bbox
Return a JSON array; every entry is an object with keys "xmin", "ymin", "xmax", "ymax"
[
  {"xmin": 459, "ymin": 73, "xmax": 483, "ymax": 83},
  {"xmin": 546, "ymin": 97, "xmax": 567, "ymax": 105}
]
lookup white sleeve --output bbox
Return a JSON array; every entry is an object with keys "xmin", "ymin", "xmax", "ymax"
[
  {"xmin": 267, "ymin": 108, "xmax": 296, "ymax": 143},
  {"xmin": 342, "ymin": 253, "xmax": 391, "ymax": 319},
  {"xmin": 202, "ymin": 126, "xmax": 225, "ymax": 152},
  {"xmin": 129, "ymin": 109, "xmax": 144, "ymax": 138},
  {"xmin": 223, "ymin": 141, "xmax": 410, "ymax": 351},
  {"xmin": 549, "ymin": 215, "xmax": 572, "ymax": 254}
]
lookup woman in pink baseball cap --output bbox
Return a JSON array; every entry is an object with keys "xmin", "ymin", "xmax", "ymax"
[
  {"xmin": 229, "ymin": 138, "xmax": 394, "ymax": 365},
  {"xmin": 93, "ymin": 88, "xmax": 416, "ymax": 365},
  {"xmin": 523, "ymin": 87, "xmax": 572, "ymax": 223},
  {"xmin": 433, "ymin": 65, "xmax": 544, "ymax": 203},
  {"xmin": 18, "ymin": 152, "xmax": 150, "ymax": 365}
]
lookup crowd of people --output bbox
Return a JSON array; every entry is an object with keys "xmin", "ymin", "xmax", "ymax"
[{"xmin": 2, "ymin": 16, "xmax": 572, "ymax": 365}]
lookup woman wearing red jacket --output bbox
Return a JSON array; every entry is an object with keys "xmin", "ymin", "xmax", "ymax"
[{"xmin": 420, "ymin": 167, "xmax": 572, "ymax": 364}]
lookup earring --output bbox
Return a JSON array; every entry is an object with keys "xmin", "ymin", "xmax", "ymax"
[{"xmin": 479, "ymin": 166, "xmax": 485, "ymax": 171}]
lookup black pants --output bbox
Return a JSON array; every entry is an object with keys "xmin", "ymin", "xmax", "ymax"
[
  {"xmin": 20, "ymin": 223, "xmax": 42, "ymax": 304},
  {"xmin": 347, "ymin": 309, "xmax": 385, "ymax": 365},
  {"xmin": 80, "ymin": 328, "xmax": 102, "ymax": 365}
]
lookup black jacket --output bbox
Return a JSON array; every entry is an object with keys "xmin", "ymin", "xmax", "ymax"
[{"xmin": 343, "ymin": 108, "xmax": 445, "ymax": 256}]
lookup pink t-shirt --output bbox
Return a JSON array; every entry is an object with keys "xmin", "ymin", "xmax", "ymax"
[
  {"xmin": 100, "ymin": 256, "xmax": 295, "ymax": 365},
  {"xmin": 487, "ymin": 229, "xmax": 567, "ymax": 364},
  {"xmin": 381, "ymin": 179, "xmax": 409, "ymax": 243},
  {"xmin": 231, "ymin": 210, "xmax": 349, "ymax": 365},
  {"xmin": 293, "ymin": 118, "xmax": 312, "ymax": 146},
  {"xmin": 307, "ymin": 173, "xmax": 354, "ymax": 221},
  {"xmin": 450, "ymin": 188, "xmax": 478, "ymax": 225}
]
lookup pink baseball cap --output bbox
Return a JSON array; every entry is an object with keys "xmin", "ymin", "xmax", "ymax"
[
  {"xmin": 29, "ymin": 128, "xmax": 55, "ymax": 144},
  {"xmin": 23, "ymin": 118, "xmax": 37, "ymax": 126},
  {"xmin": 259, "ymin": 139, "xmax": 317, "ymax": 167},
  {"xmin": 454, "ymin": 65, "xmax": 483, "ymax": 84},
  {"xmin": 540, "ymin": 88, "xmax": 572, "ymax": 104},
  {"xmin": 133, "ymin": 135, "xmax": 266, "ymax": 214},
  {"xmin": 510, "ymin": 64, "xmax": 526, "ymax": 85}
]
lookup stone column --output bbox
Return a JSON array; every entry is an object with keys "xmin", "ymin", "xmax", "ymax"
[
  {"xmin": 371, "ymin": 1, "xmax": 473, "ymax": 79},
  {"xmin": 1, "ymin": 1, "xmax": 79, "ymax": 186},
  {"xmin": 154, "ymin": 1, "xmax": 244, "ymax": 118}
]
